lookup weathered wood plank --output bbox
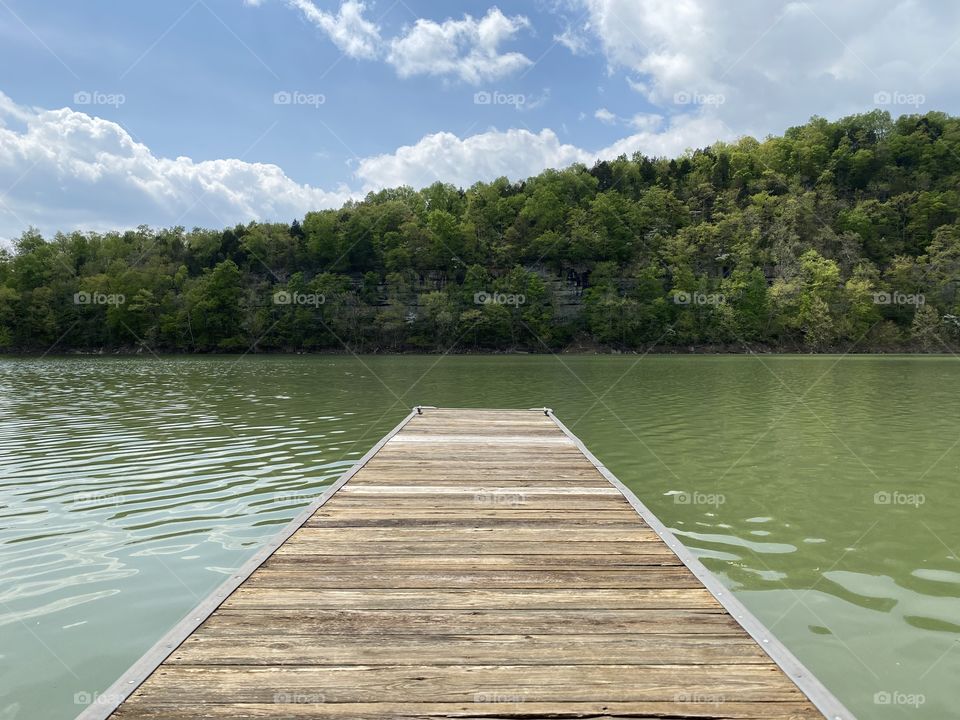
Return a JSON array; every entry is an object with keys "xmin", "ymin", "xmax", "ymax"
[
  {"xmin": 112, "ymin": 701, "xmax": 825, "ymax": 719},
  {"xmin": 321, "ymin": 496, "xmax": 634, "ymax": 509},
  {"xmin": 388, "ymin": 435, "xmax": 575, "ymax": 445},
  {"xmin": 168, "ymin": 634, "xmax": 768, "ymax": 666},
  {"xmin": 198, "ymin": 608, "xmax": 742, "ymax": 636},
  {"xmin": 121, "ymin": 665, "xmax": 808, "ymax": 704},
  {"xmin": 290, "ymin": 527, "xmax": 662, "ymax": 542},
  {"xmin": 274, "ymin": 540, "xmax": 675, "ymax": 556},
  {"xmin": 303, "ymin": 514, "xmax": 650, "ymax": 527},
  {"xmin": 372, "ymin": 451, "xmax": 589, "ymax": 460},
  {"xmin": 336, "ymin": 486, "xmax": 622, "ymax": 495},
  {"xmin": 346, "ymin": 475, "xmax": 608, "ymax": 486},
  {"xmin": 262, "ymin": 554, "xmax": 685, "ymax": 570},
  {"xmin": 246, "ymin": 568, "xmax": 702, "ymax": 589},
  {"xmin": 221, "ymin": 588, "xmax": 722, "ymax": 610}
]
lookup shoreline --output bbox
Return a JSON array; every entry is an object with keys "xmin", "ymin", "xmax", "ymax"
[{"xmin": 1, "ymin": 344, "xmax": 954, "ymax": 357}]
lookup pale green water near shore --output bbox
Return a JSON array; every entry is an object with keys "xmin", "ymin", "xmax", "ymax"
[{"xmin": 1, "ymin": 355, "xmax": 958, "ymax": 719}]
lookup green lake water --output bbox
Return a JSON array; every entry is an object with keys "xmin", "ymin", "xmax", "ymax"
[{"xmin": 1, "ymin": 355, "xmax": 958, "ymax": 719}]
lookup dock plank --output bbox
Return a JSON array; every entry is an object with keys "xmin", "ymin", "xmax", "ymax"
[
  {"xmin": 122, "ymin": 664, "xmax": 807, "ymax": 703},
  {"xmin": 245, "ymin": 568, "xmax": 703, "ymax": 589},
  {"xmin": 88, "ymin": 407, "xmax": 846, "ymax": 720},
  {"xmin": 199, "ymin": 608, "xmax": 744, "ymax": 636},
  {"xmin": 168, "ymin": 634, "xmax": 770, "ymax": 666},
  {"xmin": 220, "ymin": 587, "xmax": 722, "ymax": 610},
  {"xmin": 112, "ymin": 701, "xmax": 825, "ymax": 719}
]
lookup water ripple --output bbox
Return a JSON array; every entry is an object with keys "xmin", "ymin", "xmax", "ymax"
[{"xmin": 2, "ymin": 355, "xmax": 960, "ymax": 720}]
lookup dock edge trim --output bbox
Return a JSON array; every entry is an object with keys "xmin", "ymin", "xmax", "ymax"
[
  {"xmin": 546, "ymin": 409, "xmax": 854, "ymax": 720},
  {"xmin": 74, "ymin": 407, "xmax": 420, "ymax": 720}
]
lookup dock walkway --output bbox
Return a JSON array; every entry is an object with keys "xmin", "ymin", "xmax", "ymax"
[{"xmin": 83, "ymin": 407, "xmax": 851, "ymax": 719}]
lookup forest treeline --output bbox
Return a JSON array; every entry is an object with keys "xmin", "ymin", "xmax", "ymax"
[{"xmin": 3, "ymin": 109, "xmax": 960, "ymax": 354}]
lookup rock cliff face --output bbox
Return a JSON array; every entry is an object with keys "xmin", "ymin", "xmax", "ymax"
[{"xmin": 399, "ymin": 267, "xmax": 585, "ymax": 325}]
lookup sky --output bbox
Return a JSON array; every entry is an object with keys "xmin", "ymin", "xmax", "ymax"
[{"xmin": 1, "ymin": 0, "xmax": 959, "ymax": 242}]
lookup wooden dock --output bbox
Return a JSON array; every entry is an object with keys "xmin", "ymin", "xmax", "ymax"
[{"xmin": 82, "ymin": 407, "xmax": 851, "ymax": 720}]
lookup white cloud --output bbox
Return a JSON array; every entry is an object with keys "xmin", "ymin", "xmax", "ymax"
[
  {"xmin": 0, "ymin": 87, "xmax": 736, "ymax": 241},
  {"xmin": 0, "ymin": 93, "xmax": 356, "ymax": 239},
  {"xmin": 554, "ymin": 25, "xmax": 591, "ymax": 55},
  {"xmin": 594, "ymin": 108, "xmax": 664, "ymax": 133},
  {"xmin": 285, "ymin": 0, "xmax": 381, "ymax": 60},
  {"xmin": 387, "ymin": 8, "xmax": 532, "ymax": 84},
  {"xmin": 580, "ymin": 0, "xmax": 960, "ymax": 140},
  {"xmin": 629, "ymin": 112, "xmax": 664, "ymax": 132},
  {"xmin": 355, "ymin": 115, "xmax": 730, "ymax": 192},
  {"xmin": 518, "ymin": 88, "xmax": 551, "ymax": 112},
  {"xmin": 599, "ymin": 113, "xmax": 729, "ymax": 159},
  {"xmin": 254, "ymin": 3, "xmax": 534, "ymax": 83},
  {"xmin": 356, "ymin": 128, "xmax": 589, "ymax": 190},
  {"xmin": 594, "ymin": 107, "xmax": 617, "ymax": 124}
]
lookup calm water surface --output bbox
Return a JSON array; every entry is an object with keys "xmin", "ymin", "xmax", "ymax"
[{"xmin": 1, "ymin": 355, "xmax": 958, "ymax": 719}]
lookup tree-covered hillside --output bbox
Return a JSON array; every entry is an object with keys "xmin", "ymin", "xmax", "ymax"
[{"xmin": 3, "ymin": 110, "xmax": 960, "ymax": 353}]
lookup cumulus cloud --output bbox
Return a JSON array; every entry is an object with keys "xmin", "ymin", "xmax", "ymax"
[
  {"xmin": 0, "ymin": 93, "xmax": 356, "ymax": 239},
  {"xmin": 0, "ymin": 89, "xmax": 733, "ymax": 242},
  {"xmin": 285, "ymin": 0, "xmax": 381, "ymax": 60},
  {"xmin": 580, "ymin": 0, "xmax": 960, "ymax": 139},
  {"xmin": 356, "ymin": 128, "xmax": 590, "ymax": 191},
  {"xmin": 386, "ymin": 7, "xmax": 532, "ymax": 83},
  {"xmin": 253, "ymin": 2, "xmax": 534, "ymax": 83},
  {"xmin": 355, "ymin": 115, "xmax": 730, "ymax": 193},
  {"xmin": 629, "ymin": 112, "xmax": 665, "ymax": 132},
  {"xmin": 599, "ymin": 113, "xmax": 730, "ymax": 159}
]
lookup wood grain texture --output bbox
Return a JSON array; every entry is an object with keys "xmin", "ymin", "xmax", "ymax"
[{"xmin": 105, "ymin": 407, "xmax": 827, "ymax": 720}]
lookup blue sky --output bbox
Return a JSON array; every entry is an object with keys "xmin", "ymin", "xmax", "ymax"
[
  {"xmin": 1, "ymin": 0, "xmax": 960, "ymax": 240},
  {"xmin": 0, "ymin": 1, "xmax": 614, "ymax": 187}
]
